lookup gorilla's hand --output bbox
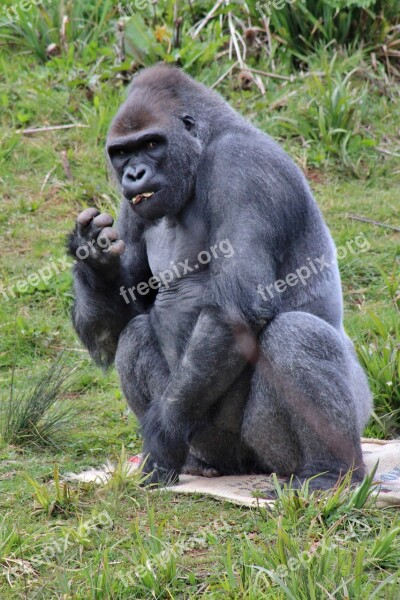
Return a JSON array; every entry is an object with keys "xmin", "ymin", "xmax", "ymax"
[
  {"xmin": 141, "ymin": 458, "xmax": 179, "ymax": 487},
  {"xmin": 68, "ymin": 208, "xmax": 125, "ymax": 269},
  {"xmin": 140, "ymin": 399, "xmax": 190, "ymax": 484}
]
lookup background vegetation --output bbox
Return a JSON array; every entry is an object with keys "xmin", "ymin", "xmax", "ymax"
[{"xmin": 0, "ymin": 0, "xmax": 399, "ymax": 597}]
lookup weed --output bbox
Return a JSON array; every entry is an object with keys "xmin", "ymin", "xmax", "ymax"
[
  {"xmin": 24, "ymin": 465, "xmax": 81, "ymax": 517},
  {"xmin": 0, "ymin": 353, "xmax": 78, "ymax": 447}
]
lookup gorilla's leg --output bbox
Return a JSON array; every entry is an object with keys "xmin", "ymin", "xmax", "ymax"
[
  {"xmin": 242, "ymin": 311, "xmax": 371, "ymax": 490},
  {"xmin": 115, "ymin": 314, "xmax": 169, "ymax": 418},
  {"xmin": 186, "ymin": 369, "xmax": 260, "ymax": 475},
  {"xmin": 115, "ymin": 315, "xmax": 188, "ymax": 483},
  {"xmin": 116, "ymin": 314, "xmax": 256, "ymax": 479}
]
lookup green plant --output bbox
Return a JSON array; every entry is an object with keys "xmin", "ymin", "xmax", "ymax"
[
  {"xmin": 217, "ymin": 470, "xmax": 398, "ymax": 599},
  {"xmin": 0, "ymin": 0, "xmax": 117, "ymax": 62},
  {"xmin": 127, "ymin": 506, "xmax": 180, "ymax": 596},
  {"xmin": 273, "ymin": 51, "xmax": 373, "ymax": 169},
  {"xmin": 123, "ymin": 10, "xmax": 228, "ymax": 75},
  {"xmin": 84, "ymin": 550, "xmax": 122, "ymax": 599},
  {"xmin": 266, "ymin": 0, "xmax": 399, "ymax": 57},
  {"xmin": 357, "ymin": 312, "xmax": 400, "ymax": 435},
  {"xmin": 24, "ymin": 465, "xmax": 81, "ymax": 517},
  {"xmin": 0, "ymin": 515, "xmax": 22, "ymax": 563},
  {"xmin": 0, "ymin": 353, "xmax": 78, "ymax": 446},
  {"xmin": 0, "ymin": 131, "xmax": 20, "ymax": 164},
  {"xmin": 106, "ymin": 444, "xmax": 145, "ymax": 494}
]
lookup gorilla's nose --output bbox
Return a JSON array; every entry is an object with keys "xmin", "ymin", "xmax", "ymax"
[{"xmin": 122, "ymin": 165, "xmax": 152, "ymax": 197}]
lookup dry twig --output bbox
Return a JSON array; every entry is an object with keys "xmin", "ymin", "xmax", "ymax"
[
  {"xmin": 40, "ymin": 166, "xmax": 57, "ymax": 193},
  {"xmin": 191, "ymin": 0, "xmax": 225, "ymax": 39},
  {"xmin": 376, "ymin": 147, "xmax": 400, "ymax": 158},
  {"xmin": 60, "ymin": 150, "xmax": 73, "ymax": 182},
  {"xmin": 347, "ymin": 213, "xmax": 400, "ymax": 232},
  {"xmin": 20, "ymin": 124, "xmax": 88, "ymax": 135},
  {"xmin": 211, "ymin": 61, "xmax": 239, "ymax": 89}
]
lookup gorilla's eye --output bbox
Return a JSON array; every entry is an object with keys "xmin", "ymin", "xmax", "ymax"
[
  {"xmin": 117, "ymin": 149, "xmax": 127, "ymax": 157},
  {"xmin": 181, "ymin": 115, "xmax": 196, "ymax": 132},
  {"xmin": 146, "ymin": 140, "xmax": 158, "ymax": 150}
]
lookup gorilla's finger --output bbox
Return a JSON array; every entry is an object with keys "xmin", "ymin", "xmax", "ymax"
[
  {"xmin": 77, "ymin": 207, "xmax": 100, "ymax": 227},
  {"xmin": 108, "ymin": 240, "xmax": 126, "ymax": 256},
  {"xmin": 98, "ymin": 226, "xmax": 119, "ymax": 243},
  {"xmin": 92, "ymin": 213, "xmax": 114, "ymax": 229}
]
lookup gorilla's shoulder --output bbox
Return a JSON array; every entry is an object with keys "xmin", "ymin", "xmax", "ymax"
[
  {"xmin": 204, "ymin": 128, "xmax": 310, "ymax": 198},
  {"xmin": 207, "ymin": 127, "xmax": 297, "ymax": 167}
]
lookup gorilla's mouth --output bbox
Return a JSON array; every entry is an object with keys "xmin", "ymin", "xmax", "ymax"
[{"xmin": 131, "ymin": 192, "xmax": 155, "ymax": 205}]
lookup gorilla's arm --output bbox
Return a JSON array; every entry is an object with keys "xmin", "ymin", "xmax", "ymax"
[
  {"xmin": 159, "ymin": 137, "xmax": 307, "ymax": 427},
  {"xmin": 160, "ymin": 236, "xmax": 278, "ymax": 427},
  {"xmin": 68, "ymin": 201, "xmax": 153, "ymax": 367}
]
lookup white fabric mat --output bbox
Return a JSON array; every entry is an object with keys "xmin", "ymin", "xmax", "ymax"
[{"xmin": 64, "ymin": 438, "xmax": 400, "ymax": 508}]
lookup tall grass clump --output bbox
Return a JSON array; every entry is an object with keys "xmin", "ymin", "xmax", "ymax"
[
  {"xmin": 0, "ymin": 352, "xmax": 78, "ymax": 447},
  {"xmin": 265, "ymin": 0, "xmax": 399, "ymax": 56},
  {"xmin": 0, "ymin": 0, "xmax": 117, "ymax": 62},
  {"xmin": 358, "ymin": 312, "xmax": 400, "ymax": 436},
  {"xmin": 217, "ymin": 470, "xmax": 399, "ymax": 598},
  {"xmin": 272, "ymin": 51, "xmax": 373, "ymax": 170}
]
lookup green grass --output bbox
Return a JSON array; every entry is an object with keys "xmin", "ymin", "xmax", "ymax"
[
  {"xmin": 0, "ymin": 352, "xmax": 78, "ymax": 447},
  {"xmin": 0, "ymin": 2, "xmax": 400, "ymax": 597}
]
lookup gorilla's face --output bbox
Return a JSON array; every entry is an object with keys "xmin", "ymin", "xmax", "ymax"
[{"xmin": 107, "ymin": 89, "xmax": 202, "ymax": 220}]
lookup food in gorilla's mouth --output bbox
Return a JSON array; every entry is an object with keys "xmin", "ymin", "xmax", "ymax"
[{"xmin": 131, "ymin": 192, "xmax": 154, "ymax": 205}]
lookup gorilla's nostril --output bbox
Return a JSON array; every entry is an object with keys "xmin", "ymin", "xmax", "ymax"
[{"xmin": 126, "ymin": 166, "xmax": 147, "ymax": 182}]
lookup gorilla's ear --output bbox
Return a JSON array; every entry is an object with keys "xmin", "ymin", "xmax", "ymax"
[{"xmin": 181, "ymin": 114, "xmax": 196, "ymax": 133}]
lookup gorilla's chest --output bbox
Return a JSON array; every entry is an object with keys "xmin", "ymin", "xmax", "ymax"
[
  {"xmin": 144, "ymin": 212, "xmax": 209, "ymax": 367},
  {"xmin": 144, "ymin": 210, "xmax": 209, "ymax": 277}
]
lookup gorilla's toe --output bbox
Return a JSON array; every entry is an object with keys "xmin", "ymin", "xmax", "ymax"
[{"xmin": 182, "ymin": 454, "xmax": 221, "ymax": 478}]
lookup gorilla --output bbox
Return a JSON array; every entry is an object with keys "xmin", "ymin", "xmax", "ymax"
[{"xmin": 68, "ymin": 64, "xmax": 372, "ymax": 491}]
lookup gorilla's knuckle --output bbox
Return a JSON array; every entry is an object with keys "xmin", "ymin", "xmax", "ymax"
[
  {"xmin": 77, "ymin": 207, "xmax": 99, "ymax": 225},
  {"xmin": 108, "ymin": 240, "xmax": 125, "ymax": 256},
  {"xmin": 93, "ymin": 213, "xmax": 113, "ymax": 228},
  {"xmin": 99, "ymin": 226, "xmax": 118, "ymax": 240}
]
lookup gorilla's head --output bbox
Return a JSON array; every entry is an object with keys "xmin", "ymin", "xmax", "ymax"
[{"xmin": 107, "ymin": 64, "xmax": 217, "ymax": 220}]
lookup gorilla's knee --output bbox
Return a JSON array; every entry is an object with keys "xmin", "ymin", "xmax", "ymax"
[
  {"xmin": 245, "ymin": 311, "xmax": 366, "ymax": 478},
  {"xmin": 261, "ymin": 311, "xmax": 346, "ymax": 369}
]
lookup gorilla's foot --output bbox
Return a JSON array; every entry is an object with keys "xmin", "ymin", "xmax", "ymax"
[
  {"xmin": 292, "ymin": 462, "xmax": 365, "ymax": 493},
  {"xmin": 141, "ymin": 463, "xmax": 180, "ymax": 487},
  {"xmin": 182, "ymin": 453, "xmax": 221, "ymax": 478}
]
